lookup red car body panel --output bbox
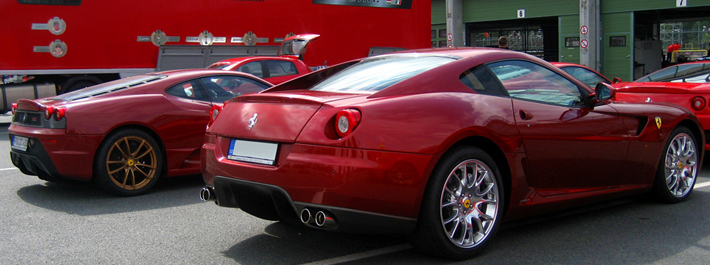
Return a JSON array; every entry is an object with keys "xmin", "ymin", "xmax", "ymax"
[
  {"xmin": 202, "ymin": 48, "xmax": 703, "ymax": 233},
  {"xmin": 10, "ymin": 69, "xmax": 271, "ymax": 182}
]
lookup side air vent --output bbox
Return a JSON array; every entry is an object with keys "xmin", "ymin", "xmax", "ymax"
[{"xmin": 636, "ymin": 117, "xmax": 648, "ymax": 136}]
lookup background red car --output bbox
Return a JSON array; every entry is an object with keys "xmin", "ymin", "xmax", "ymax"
[
  {"xmin": 9, "ymin": 69, "xmax": 271, "ymax": 196},
  {"xmin": 200, "ymin": 48, "xmax": 703, "ymax": 260},
  {"xmin": 207, "ymin": 34, "xmax": 320, "ymax": 85},
  {"xmin": 611, "ymin": 61, "xmax": 710, "ymax": 149}
]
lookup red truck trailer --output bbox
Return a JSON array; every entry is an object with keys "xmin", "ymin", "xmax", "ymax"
[{"xmin": 1, "ymin": 0, "xmax": 429, "ymax": 112}]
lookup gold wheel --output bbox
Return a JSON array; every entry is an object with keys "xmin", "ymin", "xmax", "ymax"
[{"xmin": 105, "ymin": 136, "xmax": 158, "ymax": 191}]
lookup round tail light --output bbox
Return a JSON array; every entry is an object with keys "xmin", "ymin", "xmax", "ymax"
[
  {"xmin": 335, "ymin": 109, "xmax": 361, "ymax": 138},
  {"xmin": 691, "ymin": 96, "xmax": 706, "ymax": 111}
]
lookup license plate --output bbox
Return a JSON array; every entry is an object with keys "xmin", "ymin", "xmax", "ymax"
[
  {"xmin": 11, "ymin": 135, "xmax": 28, "ymax": 151},
  {"xmin": 227, "ymin": 139, "xmax": 278, "ymax": 165}
]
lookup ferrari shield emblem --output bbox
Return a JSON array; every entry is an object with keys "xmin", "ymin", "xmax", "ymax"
[{"xmin": 655, "ymin": 117, "xmax": 662, "ymax": 129}]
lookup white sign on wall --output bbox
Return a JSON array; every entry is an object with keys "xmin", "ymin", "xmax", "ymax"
[
  {"xmin": 517, "ymin": 9, "xmax": 526, "ymax": 18},
  {"xmin": 676, "ymin": 0, "xmax": 687, "ymax": 7}
]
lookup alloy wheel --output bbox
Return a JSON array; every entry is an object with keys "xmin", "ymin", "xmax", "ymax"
[
  {"xmin": 663, "ymin": 132, "xmax": 698, "ymax": 198},
  {"xmin": 105, "ymin": 136, "xmax": 158, "ymax": 191},
  {"xmin": 439, "ymin": 159, "xmax": 500, "ymax": 249}
]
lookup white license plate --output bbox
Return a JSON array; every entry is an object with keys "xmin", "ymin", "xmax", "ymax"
[
  {"xmin": 227, "ymin": 139, "xmax": 278, "ymax": 165},
  {"xmin": 11, "ymin": 135, "xmax": 28, "ymax": 151}
]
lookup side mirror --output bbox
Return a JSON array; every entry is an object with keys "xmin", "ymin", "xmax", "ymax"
[
  {"xmin": 595, "ymin": 82, "xmax": 616, "ymax": 102},
  {"xmin": 612, "ymin": 77, "xmax": 622, "ymax": 83}
]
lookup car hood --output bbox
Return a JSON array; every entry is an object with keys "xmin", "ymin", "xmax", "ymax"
[
  {"xmin": 614, "ymin": 82, "xmax": 710, "ymax": 93},
  {"xmin": 208, "ymin": 90, "xmax": 364, "ymax": 142}
]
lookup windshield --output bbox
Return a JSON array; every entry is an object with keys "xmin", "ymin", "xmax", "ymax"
[
  {"xmin": 309, "ymin": 56, "xmax": 455, "ymax": 93},
  {"xmin": 636, "ymin": 63, "xmax": 710, "ymax": 83}
]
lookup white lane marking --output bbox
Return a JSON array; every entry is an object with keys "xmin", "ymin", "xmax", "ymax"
[
  {"xmin": 300, "ymin": 244, "xmax": 411, "ymax": 265},
  {"xmin": 0, "ymin": 167, "xmax": 18, "ymax": 171},
  {"xmin": 695, "ymin": 181, "xmax": 710, "ymax": 189}
]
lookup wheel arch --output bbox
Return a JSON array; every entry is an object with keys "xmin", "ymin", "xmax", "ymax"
[
  {"xmin": 677, "ymin": 119, "xmax": 704, "ymax": 149},
  {"xmin": 443, "ymin": 136, "xmax": 512, "ymax": 215}
]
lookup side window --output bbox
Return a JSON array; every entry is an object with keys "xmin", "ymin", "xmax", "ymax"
[
  {"xmin": 200, "ymin": 76, "xmax": 270, "ymax": 103},
  {"xmin": 459, "ymin": 66, "xmax": 508, "ymax": 96},
  {"xmin": 236, "ymin": 61, "xmax": 264, "ymax": 78},
  {"xmin": 560, "ymin": 66, "xmax": 608, "ymax": 87},
  {"xmin": 488, "ymin": 60, "xmax": 584, "ymax": 106},
  {"xmin": 166, "ymin": 80, "xmax": 209, "ymax": 101},
  {"xmin": 266, "ymin": 60, "xmax": 298, "ymax": 78}
]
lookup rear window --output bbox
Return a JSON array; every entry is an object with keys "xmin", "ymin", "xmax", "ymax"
[{"xmin": 309, "ymin": 56, "xmax": 455, "ymax": 93}]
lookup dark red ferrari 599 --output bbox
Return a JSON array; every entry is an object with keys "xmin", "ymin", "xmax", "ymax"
[{"xmin": 200, "ymin": 48, "xmax": 703, "ymax": 260}]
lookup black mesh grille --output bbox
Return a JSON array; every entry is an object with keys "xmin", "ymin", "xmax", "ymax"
[{"xmin": 12, "ymin": 111, "xmax": 42, "ymax": 126}]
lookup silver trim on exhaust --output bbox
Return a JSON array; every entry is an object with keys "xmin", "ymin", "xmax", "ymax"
[
  {"xmin": 300, "ymin": 208, "xmax": 313, "ymax": 224},
  {"xmin": 200, "ymin": 187, "xmax": 216, "ymax": 202}
]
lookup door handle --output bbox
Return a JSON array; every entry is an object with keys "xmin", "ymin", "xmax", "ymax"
[{"xmin": 519, "ymin": 110, "xmax": 533, "ymax": 120}]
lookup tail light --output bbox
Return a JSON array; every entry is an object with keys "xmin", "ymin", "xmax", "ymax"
[
  {"xmin": 208, "ymin": 104, "xmax": 224, "ymax": 128},
  {"xmin": 54, "ymin": 107, "xmax": 67, "ymax": 121},
  {"xmin": 335, "ymin": 109, "xmax": 361, "ymax": 138},
  {"xmin": 44, "ymin": 106, "xmax": 54, "ymax": 120},
  {"xmin": 42, "ymin": 105, "xmax": 68, "ymax": 120},
  {"xmin": 691, "ymin": 96, "xmax": 706, "ymax": 111},
  {"xmin": 11, "ymin": 103, "xmax": 17, "ymax": 115}
]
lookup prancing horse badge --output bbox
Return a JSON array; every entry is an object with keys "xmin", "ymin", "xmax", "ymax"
[
  {"xmin": 655, "ymin": 116, "xmax": 662, "ymax": 129},
  {"xmin": 248, "ymin": 113, "xmax": 258, "ymax": 130}
]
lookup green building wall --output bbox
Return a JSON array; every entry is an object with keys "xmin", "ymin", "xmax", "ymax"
[{"xmin": 432, "ymin": 0, "xmax": 710, "ymax": 81}]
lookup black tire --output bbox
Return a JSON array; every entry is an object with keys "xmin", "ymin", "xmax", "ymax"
[
  {"xmin": 410, "ymin": 146, "xmax": 504, "ymax": 260},
  {"xmin": 652, "ymin": 126, "xmax": 699, "ymax": 203},
  {"xmin": 94, "ymin": 129, "xmax": 163, "ymax": 196}
]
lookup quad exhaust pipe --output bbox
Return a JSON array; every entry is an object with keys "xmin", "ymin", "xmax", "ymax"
[
  {"xmin": 200, "ymin": 187, "xmax": 216, "ymax": 202},
  {"xmin": 300, "ymin": 207, "xmax": 337, "ymax": 229}
]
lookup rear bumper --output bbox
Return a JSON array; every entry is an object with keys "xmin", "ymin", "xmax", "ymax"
[
  {"xmin": 9, "ymin": 124, "xmax": 102, "ymax": 181},
  {"xmin": 207, "ymin": 176, "xmax": 418, "ymax": 234},
  {"xmin": 10, "ymin": 139, "xmax": 63, "ymax": 181},
  {"xmin": 201, "ymin": 136, "xmax": 439, "ymax": 234}
]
